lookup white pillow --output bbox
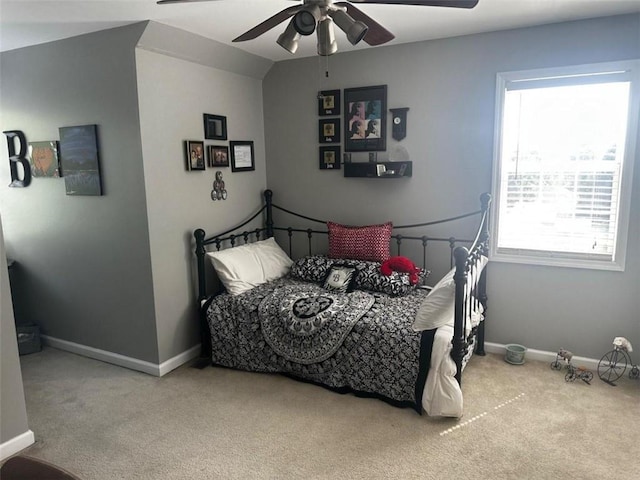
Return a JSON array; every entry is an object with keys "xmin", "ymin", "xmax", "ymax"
[
  {"xmin": 412, "ymin": 255, "xmax": 488, "ymax": 332},
  {"xmin": 206, "ymin": 237, "xmax": 293, "ymax": 295},
  {"xmin": 412, "ymin": 268, "xmax": 456, "ymax": 332}
]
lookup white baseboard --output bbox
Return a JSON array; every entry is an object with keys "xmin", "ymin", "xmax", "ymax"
[
  {"xmin": 0, "ymin": 430, "xmax": 35, "ymax": 461},
  {"xmin": 40, "ymin": 335, "xmax": 201, "ymax": 377},
  {"xmin": 484, "ymin": 342, "xmax": 600, "ymax": 371}
]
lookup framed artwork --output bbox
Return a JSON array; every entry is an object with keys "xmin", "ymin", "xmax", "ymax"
[
  {"xmin": 208, "ymin": 145, "xmax": 229, "ymax": 167},
  {"xmin": 319, "ymin": 146, "xmax": 341, "ymax": 170},
  {"xmin": 344, "ymin": 84, "xmax": 387, "ymax": 152},
  {"xmin": 28, "ymin": 141, "xmax": 60, "ymax": 177},
  {"xmin": 185, "ymin": 140, "xmax": 205, "ymax": 171},
  {"xmin": 203, "ymin": 114, "xmax": 227, "ymax": 140},
  {"xmin": 318, "ymin": 89, "xmax": 341, "ymax": 116},
  {"xmin": 230, "ymin": 141, "xmax": 255, "ymax": 172},
  {"xmin": 319, "ymin": 118, "xmax": 340, "ymax": 143},
  {"xmin": 58, "ymin": 124, "xmax": 102, "ymax": 195}
]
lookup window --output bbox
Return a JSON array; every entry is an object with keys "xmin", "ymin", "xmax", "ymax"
[{"xmin": 491, "ymin": 61, "xmax": 639, "ymax": 270}]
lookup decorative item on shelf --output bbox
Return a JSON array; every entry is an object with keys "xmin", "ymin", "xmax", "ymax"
[
  {"xmin": 390, "ymin": 107, "xmax": 409, "ymax": 141},
  {"xmin": 343, "ymin": 161, "xmax": 411, "ymax": 178},
  {"xmin": 203, "ymin": 113, "xmax": 227, "ymax": 140},
  {"xmin": 598, "ymin": 336, "xmax": 639, "ymax": 386},
  {"xmin": 211, "ymin": 171, "xmax": 228, "ymax": 201},
  {"xmin": 185, "ymin": 140, "xmax": 205, "ymax": 171},
  {"xmin": 504, "ymin": 343, "xmax": 526, "ymax": 365},
  {"xmin": 319, "ymin": 146, "xmax": 341, "ymax": 170},
  {"xmin": 343, "ymin": 153, "xmax": 351, "ymax": 163},
  {"xmin": 318, "ymin": 89, "xmax": 341, "ymax": 116},
  {"xmin": 59, "ymin": 124, "xmax": 102, "ymax": 195},
  {"xmin": 28, "ymin": 141, "xmax": 60, "ymax": 177},
  {"xmin": 368, "ymin": 152, "xmax": 377, "ymax": 163},
  {"xmin": 230, "ymin": 141, "xmax": 255, "ymax": 172},
  {"xmin": 319, "ymin": 118, "xmax": 340, "ymax": 143},
  {"xmin": 344, "ymin": 85, "xmax": 386, "ymax": 152},
  {"xmin": 208, "ymin": 145, "xmax": 229, "ymax": 168}
]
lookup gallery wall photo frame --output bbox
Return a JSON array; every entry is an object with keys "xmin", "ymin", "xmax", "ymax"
[
  {"xmin": 208, "ymin": 145, "xmax": 229, "ymax": 168},
  {"xmin": 58, "ymin": 124, "xmax": 102, "ymax": 196},
  {"xmin": 185, "ymin": 140, "xmax": 205, "ymax": 171},
  {"xmin": 230, "ymin": 141, "xmax": 255, "ymax": 172},
  {"xmin": 319, "ymin": 146, "xmax": 341, "ymax": 170},
  {"xmin": 319, "ymin": 118, "xmax": 340, "ymax": 144},
  {"xmin": 344, "ymin": 84, "xmax": 387, "ymax": 152},
  {"xmin": 203, "ymin": 113, "xmax": 227, "ymax": 140},
  {"xmin": 318, "ymin": 90, "xmax": 341, "ymax": 116},
  {"xmin": 28, "ymin": 140, "xmax": 60, "ymax": 177}
]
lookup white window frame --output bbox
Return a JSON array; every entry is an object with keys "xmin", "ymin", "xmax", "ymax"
[{"xmin": 490, "ymin": 60, "xmax": 639, "ymax": 271}]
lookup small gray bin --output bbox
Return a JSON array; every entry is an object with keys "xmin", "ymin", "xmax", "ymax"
[{"xmin": 17, "ymin": 325, "xmax": 42, "ymax": 355}]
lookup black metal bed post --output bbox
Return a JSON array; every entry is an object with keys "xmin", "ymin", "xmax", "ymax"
[
  {"xmin": 453, "ymin": 246, "xmax": 468, "ymax": 385},
  {"xmin": 194, "ymin": 229, "xmax": 206, "ymax": 301},
  {"xmin": 264, "ymin": 189, "xmax": 274, "ymax": 238},
  {"xmin": 475, "ymin": 193, "xmax": 492, "ymax": 356},
  {"xmin": 193, "ymin": 228, "xmax": 212, "ymax": 364}
]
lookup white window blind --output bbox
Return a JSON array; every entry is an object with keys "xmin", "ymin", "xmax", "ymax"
[{"xmin": 491, "ymin": 62, "xmax": 639, "ymax": 270}]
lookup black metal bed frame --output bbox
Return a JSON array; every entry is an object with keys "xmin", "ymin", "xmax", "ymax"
[{"xmin": 194, "ymin": 189, "xmax": 491, "ymax": 385}]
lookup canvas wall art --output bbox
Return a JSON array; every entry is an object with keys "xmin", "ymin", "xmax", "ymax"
[{"xmin": 58, "ymin": 124, "xmax": 102, "ymax": 195}]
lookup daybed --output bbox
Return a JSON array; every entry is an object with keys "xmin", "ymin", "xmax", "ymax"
[{"xmin": 194, "ymin": 190, "xmax": 490, "ymax": 417}]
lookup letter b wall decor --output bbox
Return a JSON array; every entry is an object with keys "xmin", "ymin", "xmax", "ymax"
[{"xmin": 3, "ymin": 130, "xmax": 32, "ymax": 188}]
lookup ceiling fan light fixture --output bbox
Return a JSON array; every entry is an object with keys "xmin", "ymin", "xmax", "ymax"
[
  {"xmin": 293, "ymin": 5, "xmax": 321, "ymax": 36},
  {"xmin": 317, "ymin": 18, "xmax": 338, "ymax": 56},
  {"xmin": 328, "ymin": 8, "xmax": 369, "ymax": 45},
  {"xmin": 276, "ymin": 19, "xmax": 300, "ymax": 54}
]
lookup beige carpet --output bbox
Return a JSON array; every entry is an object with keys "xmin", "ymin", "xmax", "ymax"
[{"xmin": 14, "ymin": 347, "xmax": 640, "ymax": 479}]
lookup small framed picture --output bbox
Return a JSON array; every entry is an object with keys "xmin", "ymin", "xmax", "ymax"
[
  {"xmin": 319, "ymin": 118, "xmax": 340, "ymax": 143},
  {"xmin": 319, "ymin": 146, "xmax": 341, "ymax": 170},
  {"xmin": 185, "ymin": 140, "xmax": 205, "ymax": 171},
  {"xmin": 203, "ymin": 114, "xmax": 227, "ymax": 140},
  {"xmin": 318, "ymin": 89, "xmax": 341, "ymax": 116},
  {"xmin": 208, "ymin": 145, "xmax": 229, "ymax": 167},
  {"xmin": 29, "ymin": 141, "xmax": 60, "ymax": 177},
  {"xmin": 230, "ymin": 141, "xmax": 255, "ymax": 172}
]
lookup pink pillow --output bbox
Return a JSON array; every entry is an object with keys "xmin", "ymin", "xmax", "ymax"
[{"xmin": 327, "ymin": 221, "xmax": 392, "ymax": 263}]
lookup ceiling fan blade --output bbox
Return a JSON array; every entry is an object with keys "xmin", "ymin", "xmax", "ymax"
[
  {"xmin": 335, "ymin": 2, "xmax": 395, "ymax": 46},
  {"xmin": 347, "ymin": 0, "xmax": 478, "ymax": 8},
  {"xmin": 157, "ymin": 0, "xmax": 223, "ymax": 4},
  {"xmin": 232, "ymin": 5, "xmax": 301, "ymax": 42}
]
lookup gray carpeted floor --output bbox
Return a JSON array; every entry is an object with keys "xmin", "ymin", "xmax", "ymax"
[{"xmin": 14, "ymin": 347, "xmax": 640, "ymax": 479}]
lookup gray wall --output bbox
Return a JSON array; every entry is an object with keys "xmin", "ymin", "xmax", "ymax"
[
  {"xmin": 136, "ymin": 24, "xmax": 270, "ymax": 362},
  {"xmin": 263, "ymin": 14, "xmax": 640, "ymax": 359},
  {"xmin": 1, "ymin": 216, "xmax": 32, "ymax": 456},
  {"xmin": 0, "ymin": 21, "xmax": 272, "ymax": 367},
  {"xmin": 0, "ymin": 23, "xmax": 159, "ymax": 363}
]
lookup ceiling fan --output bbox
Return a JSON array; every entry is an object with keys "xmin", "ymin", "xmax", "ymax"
[{"xmin": 157, "ymin": 0, "xmax": 479, "ymax": 56}]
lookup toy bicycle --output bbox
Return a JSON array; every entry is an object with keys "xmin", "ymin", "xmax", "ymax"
[
  {"xmin": 551, "ymin": 349, "xmax": 592, "ymax": 385},
  {"xmin": 598, "ymin": 337, "xmax": 640, "ymax": 385},
  {"xmin": 565, "ymin": 364, "xmax": 593, "ymax": 384}
]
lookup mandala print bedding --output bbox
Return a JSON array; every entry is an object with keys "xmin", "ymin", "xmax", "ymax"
[{"xmin": 205, "ymin": 277, "xmax": 434, "ymax": 411}]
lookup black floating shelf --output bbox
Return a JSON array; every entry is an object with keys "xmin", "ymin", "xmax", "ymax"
[{"xmin": 343, "ymin": 161, "xmax": 412, "ymax": 178}]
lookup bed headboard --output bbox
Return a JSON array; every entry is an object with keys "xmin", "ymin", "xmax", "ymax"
[{"xmin": 194, "ymin": 190, "xmax": 490, "ymax": 302}]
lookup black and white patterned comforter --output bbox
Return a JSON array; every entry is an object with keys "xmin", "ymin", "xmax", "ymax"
[{"xmin": 205, "ymin": 277, "xmax": 435, "ymax": 411}]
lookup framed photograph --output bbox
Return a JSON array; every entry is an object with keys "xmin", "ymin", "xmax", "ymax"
[
  {"xmin": 185, "ymin": 140, "xmax": 205, "ymax": 171},
  {"xmin": 319, "ymin": 146, "xmax": 341, "ymax": 170},
  {"xmin": 203, "ymin": 114, "xmax": 227, "ymax": 140},
  {"xmin": 59, "ymin": 124, "xmax": 102, "ymax": 195},
  {"xmin": 29, "ymin": 141, "xmax": 60, "ymax": 177},
  {"xmin": 319, "ymin": 118, "xmax": 340, "ymax": 144},
  {"xmin": 208, "ymin": 145, "xmax": 229, "ymax": 167},
  {"xmin": 318, "ymin": 89, "xmax": 341, "ymax": 116},
  {"xmin": 344, "ymin": 84, "xmax": 387, "ymax": 152},
  {"xmin": 230, "ymin": 141, "xmax": 255, "ymax": 172}
]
